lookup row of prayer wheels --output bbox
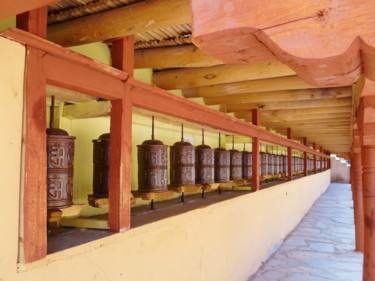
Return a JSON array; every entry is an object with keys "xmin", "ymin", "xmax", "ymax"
[{"xmin": 137, "ymin": 118, "xmax": 253, "ymax": 193}]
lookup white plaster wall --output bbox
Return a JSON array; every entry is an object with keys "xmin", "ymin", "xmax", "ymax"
[{"xmin": 0, "ymin": 36, "xmax": 331, "ymax": 281}]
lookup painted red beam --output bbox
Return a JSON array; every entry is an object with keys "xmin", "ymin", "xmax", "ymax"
[
  {"xmin": 0, "ymin": 0, "xmax": 57, "ymax": 20},
  {"xmin": 129, "ymin": 78, "xmax": 329, "ymax": 159},
  {"xmin": 287, "ymin": 128, "xmax": 292, "ymax": 181},
  {"xmin": 252, "ymin": 109, "xmax": 260, "ymax": 191}
]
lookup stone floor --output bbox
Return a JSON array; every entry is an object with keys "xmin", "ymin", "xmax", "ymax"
[{"xmin": 248, "ymin": 183, "xmax": 363, "ymax": 281}]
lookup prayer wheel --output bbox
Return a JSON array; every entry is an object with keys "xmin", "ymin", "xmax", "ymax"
[
  {"xmin": 195, "ymin": 129, "xmax": 214, "ymax": 184},
  {"xmin": 282, "ymin": 154, "xmax": 288, "ymax": 174},
  {"xmin": 137, "ymin": 117, "xmax": 168, "ymax": 192},
  {"xmin": 260, "ymin": 151, "xmax": 268, "ymax": 176},
  {"xmin": 46, "ymin": 127, "xmax": 76, "ymax": 209},
  {"xmin": 214, "ymin": 133, "xmax": 230, "ymax": 183},
  {"xmin": 170, "ymin": 124, "xmax": 195, "ymax": 186},
  {"xmin": 229, "ymin": 135, "xmax": 242, "ymax": 180},
  {"xmin": 92, "ymin": 133, "xmax": 110, "ymax": 198},
  {"xmin": 268, "ymin": 153, "xmax": 274, "ymax": 175},
  {"xmin": 46, "ymin": 96, "xmax": 76, "ymax": 209},
  {"xmin": 242, "ymin": 143, "xmax": 252, "ymax": 180}
]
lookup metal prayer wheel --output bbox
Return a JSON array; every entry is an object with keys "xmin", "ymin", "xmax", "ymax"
[
  {"xmin": 229, "ymin": 135, "xmax": 242, "ymax": 180},
  {"xmin": 260, "ymin": 152, "xmax": 268, "ymax": 176},
  {"xmin": 268, "ymin": 153, "xmax": 274, "ymax": 175},
  {"xmin": 137, "ymin": 117, "xmax": 168, "ymax": 192},
  {"xmin": 214, "ymin": 133, "xmax": 230, "ymax": 183},
  {"xmin": 92, "ymin": 133, "xmax": 110, "ymax": 198},
  {"xmin": 47, "ymin": 127, "xmax": 76, "ymax": 209},
  {"xmin": 242, "ymin": 143, "xmax": 252, "ymax": 180},
  {"xmin": 275, "ymin": 154, "xmax": 280, "ymax": 175},
  {"xmin": 170, "ymin": 124, "xmax": 195, "ymax": 186},
  {"xmin": 196, "ymin": 129, "xmax": 214, "ymax": 184},
  {"xmin": 282, "ymin": 154, "xmax": 288, "ymax": 174}
]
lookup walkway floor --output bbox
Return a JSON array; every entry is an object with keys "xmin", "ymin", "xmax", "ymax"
[{"xmin": 248, "ymin": 183, "xmax": 363, "ymax": 281}]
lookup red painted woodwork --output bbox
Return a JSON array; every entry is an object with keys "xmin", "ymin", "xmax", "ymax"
[
  {"xmin": 320, "ymin": 147, "xmax": 323, "ymax": 172},
  {"xmin": 252, "ymin": 109, "xmax": 260, "ymax": 191},
  {"xmin": 287, "ymin": 128, "xmax": 292, "ymax": 181},
  {"xmin": 191, "ymin": 0, "xmax": 375, "ymax": 87},
  {"xmin": 23, "ymin": 47, "xmax": 47, "ymax": 262},
  {"xmin": 0, "ymin": 0, "xmax": 56, "ymax": 21},
  {"xmin": 109, "ymin": 37, "xmax": 134, "ymax": 232},
  {"xmin": 303, "ymin": 137, "xmax": 308, "ymax": 176},
  {"xmin": 313, "ymin": 143, "xmax": 317, "ymax": 174},
  {"xmin": 352, "ymin": 128, "xmax": 364, "ymax": 252},
  {"xmin": 16, "ymin": 7, "xmax": 47, "ymax": 38}
]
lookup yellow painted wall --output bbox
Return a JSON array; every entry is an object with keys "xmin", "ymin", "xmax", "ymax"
[{"xmin": 0, "ymin": 36, "xmax": 332, "ymax": 281}]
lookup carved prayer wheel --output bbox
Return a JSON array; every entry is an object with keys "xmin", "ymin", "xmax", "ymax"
[
  {"xmin": 47, "ymin": 127, "xmax": 76, "ymax": 209},
  {"xmin": 196, "ymin": 129, "xmax": 214, "ymax": 184},
  {"xmin": 92, "ymin": 133, "xmax": 110, "ymax": 198},
  {"xmin": 170, "ymin": 124, "xmax": 195, "ymax": 186},
  {"xmin": 282, "ymin": 154, "xmax": 288, "ymax": 174},
  {"xmin": 242, "ymin": 143, "xmax": 252, "ymax": 180},
  {"xmin": 137, "ymin": 117, "xmax": 168, "ymax": 192},
  {"xmin": 214, "ymin": 133, "xmax": 230, "ymax": 183},
  {"xmin": 268, "ymin": 153, "xmax": 274, "ymax": 175},
  {"xmin": 260, "ymin": 151, "xmax": 268, "ymax": 176},
  {"xmin": 229, "ymin": 135, "xmax": 242, "ymax": 180}
]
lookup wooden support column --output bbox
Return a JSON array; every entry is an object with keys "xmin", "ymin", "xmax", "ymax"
[
  {"xmin": 358, "ymin": 95, "xmax": 375, "ymax": 281},
  {"xmin": 109, "ymin": 37, "xmax": 133, "ymax": 232},
  {"xmin": 352, "ymin": 127, "xmax": 364, "ymax": 252},
  {"xmin": 252, "ymin": 109, "xmax": 260, "ymax": 191},
  {"xmin": 287, "ymin": 128, "xmax": 292, "ymax": 181},
  {"xmin": 320, "ymin": 146, "xmax": 323, "ymax": 172},
  {"xmin": 313, "ymin": 143, "xmax": 317, "ymax": 174},
  {"xmin": 16, "ymin": 7, "xmax": 48, "ymax": 263},
  {"xmin": 303, "ymin": 137, "xmax": 308, "ymax": 176}
]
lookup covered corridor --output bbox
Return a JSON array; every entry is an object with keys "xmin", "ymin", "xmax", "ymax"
[{"xmin": 249, "ymin": 183, "xmax": 363, "ymax": 281}]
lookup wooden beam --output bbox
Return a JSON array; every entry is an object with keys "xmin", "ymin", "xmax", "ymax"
[
  {"xmin": 191, "ymin": 0, "xmax": 375, "ymax": 86},
  {"xmin": 226, "ymin": 97, "xmax": 352, "ymax": 112},
  {"xmin": 0, "ymin": 0, "xmax": 56, "ymax": 20},
  {"xmin": 48, "ymin": 0, "xmax": 191, "ymax": 46},
  {"xmin": 112, "ymin": 36, "xmax": 134, "ymax": 76},
  {"xmin": 252, "ymin": 109, "xmax": 260, "ymax": 191},
  {"xmin": 46, "ymin": 85, "xmax": 95, "ymax": 103},
  {"xmin": 287, "ymin": 128, "xmax": 292, "ymax": 181},
  {"xmin": 204, "ymin": 87, "xmax": 352, "ymax": 106},
  {"xmin": 135, "ymin": 45, "xmax": 222, "ymax": 69},
  {"xmin": 260, "ymin": 117, "xmax": 351, "ymax": 125},
  {"xmin": 153, "ymin": 61, "xmax": 294, "ymax": 90},
  {"xmin": 63, "ymin": 101, "xmax": 111, "ymax": 119},
  {"xmin": 183, "ymin": 75, "xmax": 317, "ymax": 98},
  {"xmin": 303, "ymin": 138, "xmax": 308, "ymax": 176},
  {"xmin": 16, "ymin": 6, "xmax": 47, "ymax": 38}
]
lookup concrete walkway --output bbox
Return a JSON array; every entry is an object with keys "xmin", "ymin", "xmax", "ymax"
[{"xmin": 248, "ymin": 183, "xmax": 363, "ymax": 281}]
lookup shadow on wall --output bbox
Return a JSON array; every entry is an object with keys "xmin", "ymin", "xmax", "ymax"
[{"xmin": 330, "ymin": 155, "xmax": 350, "ymax": 183}]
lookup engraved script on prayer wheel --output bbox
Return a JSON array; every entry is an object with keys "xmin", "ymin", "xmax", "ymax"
[
  {"xmin": 229, "ymin": 135, "xmax": 242, "ymax": 180},
  {"xmin": 196, "ymin": 129, "xmax": 214, "ymax": 184},
  {"xmin": 47, "ymin": 128, "xmax": 75, "ymax": 209},
  {"xmin": 242, "ymin": 143, "xmax": 252, "ymax": 180},
  {"xmin": 92, "ymin": 133, "xmax": 110, "ymax": 198},
  {"xmin": 214, "ymin": 132, "xmax": 230, "ymax": 183},
  {"xmin": 170, "ymin": 125, "xmax": 195, "ymax": 186},
  {"xmin": 137, "ymin": 117, "xmax": 168, "ymax": 192}
]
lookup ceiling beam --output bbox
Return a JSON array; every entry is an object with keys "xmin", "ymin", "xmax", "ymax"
[
  {"xmin": 261, "ymin": 117, "xmax": 351, "ymax": 125},
  {"xmin": 204, "ymin": 87, "xmax": 352, "ymax": 106},
  {"xmin": 225, "ymin": 97, "xmax": 352, "ymax": 112},
  {"xmin": 0, "ymin": 0, "xmax": 57, "ymax": 20},
  {"xmin": 135, "ymin": 45, "xmax": 222, "ymax": 69},
  {"xmin": 153, "ymin": 61, "xmax": 294, "ymax": 89},
  {"xmin": 239, "ymin": 112, "xmax": 351, "ymax": 122},
  {"xmin": 183, "ymin": 75, "xmax": 319, "ymax": 98},
  {"xmin": 48, "ymin": 0, "xmax": 191, "ymax": 46}
]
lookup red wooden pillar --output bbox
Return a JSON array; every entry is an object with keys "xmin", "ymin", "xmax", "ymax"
[
  {"xmin": 16, "ymin": 8, "xmax": 48, "ymax": 263},
  {"xmin": 352, "ymin": 127, "xmax": 364, "ymax": 252},
  {"xmin": 313, "ymin": 143, "xmax": 317, "ymax": 174},
  {"xmin": 252, "ymin": 109, "xmax": 260, "ymax": 191},
  {"xmin": 287, "ymin": 128, "xmax": 292, "ymax": 181},
  {"xmin": 320, "ymin": 146, "xmax": 323, "ymax": 172},
  {"xmin": 109, "ymin": 36, "xmax": 134, "ymax": 232},
  {"xmin": 303, "ymin": 137, "xmax": 308, "ymax": 176},
  {"xmin": 358, "ymin": 95, "xmax": 375, "ymax": 281}
]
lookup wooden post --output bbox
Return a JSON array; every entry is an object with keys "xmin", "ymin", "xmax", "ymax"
[
  {"xmin": 109, "ymin": 37, "xmax": 134, "ymax": 232},
  {"xmin": 358, "ymin": 95, "xmax": 375, "ymax": 281},
  {"xmin": 303, "ymin": 137, "xmax": 308, "ymax": 176},
  {"xmin": 320, "ymin": 146, "xmax": 323, "ymax": 172},
  {"xmin": 352, "ymin": 127, "xmax": 364, "ymax": 252},
  {"xmin": 287, "ymin": 128, "xmax": 292, "ymax": 181},
  {"xmin": 313, "ymin": 143, "xmax": 317, "ymax": 174},
  {"xmin": 252, "ymin": 109, "xmax": 260, "ymax": 191},
  {"xmin": 16, "ymin": 7, "xmax": 48, "ymax": 263}
]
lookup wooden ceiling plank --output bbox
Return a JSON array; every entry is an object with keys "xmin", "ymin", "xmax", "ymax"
[
  {"xmin": 225, "ymin": 97, "xmax": 352, "ymax": 112},
  {"xmin": 153, "ymin": 61, "xmax": 294, "ymax": 90},
  {"xmin": 48, "ymin": 0, "xmax": 191, "ymax": 46},
  {"xmin": 183, "ymin": 75, "xmax": 318, "ymax": 98},
  {"xmin": 135, "ymin": 45, "xmax": 222, "ymax": 69},
  {"xmin": 204, "ymin": 87, "xmax": 352, "ymax": 105}
]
